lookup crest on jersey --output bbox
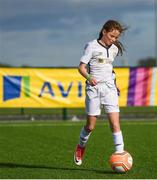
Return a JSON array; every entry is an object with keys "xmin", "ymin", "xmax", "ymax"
[{"xmin": 98, "ymin": 58, "xmax": 104, "ymax": 63}]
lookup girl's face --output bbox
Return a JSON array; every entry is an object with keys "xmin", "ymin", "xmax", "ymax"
[{"xmin": 102, "ymin": 29, "xmax": 120, "ymax": 46}]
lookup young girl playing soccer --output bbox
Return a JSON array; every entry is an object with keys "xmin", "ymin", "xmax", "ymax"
[{"xmin": 74, "ymin": 19, "xmax": 127, "ymax": 165}]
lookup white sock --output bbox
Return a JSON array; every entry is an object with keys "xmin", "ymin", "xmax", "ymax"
[
  {"xmin": 79, "ymin": 126, "xmax": 91, "ymax": 147},
  {"xmin": 112, "ymin": 131, "xmax": 124, "ymax": 153}
]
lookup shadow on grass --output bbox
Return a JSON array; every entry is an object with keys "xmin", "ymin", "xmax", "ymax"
[{"xmin": 0, "ymin": 162, "xmax": 114, "ymax": 174}]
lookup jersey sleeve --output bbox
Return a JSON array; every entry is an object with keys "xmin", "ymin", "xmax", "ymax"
[{"xmin": 80, "ymin": 43, "xmax": 92, "ymax": 64}]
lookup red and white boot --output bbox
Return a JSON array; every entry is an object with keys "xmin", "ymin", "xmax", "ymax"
[{"xmin": 74, "ymin": 144, "xmax": 85, "ymax": 165}]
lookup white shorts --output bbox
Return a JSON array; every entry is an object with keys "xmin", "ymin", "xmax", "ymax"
[{"xmin": 85, "ymin": 82, "xmax": 119, "ymax": 116}]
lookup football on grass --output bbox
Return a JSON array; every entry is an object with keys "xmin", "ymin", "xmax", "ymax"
[{"xmin": 109, "ymin": 151, "xmax": 133, "ymax": 173}]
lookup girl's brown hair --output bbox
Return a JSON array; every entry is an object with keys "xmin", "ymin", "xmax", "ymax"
[{"xmin": 98, "ymin": 20, "xmax": 127, "ymax": 56}]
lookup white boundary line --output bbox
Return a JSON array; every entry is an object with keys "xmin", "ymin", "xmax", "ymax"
[{"xmin": 0, "ymin": 121, "xmax": 157, "ymax": 127}]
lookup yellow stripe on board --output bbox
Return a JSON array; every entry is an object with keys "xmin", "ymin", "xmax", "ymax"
[{"xmin": 114, "ymin": 68, "xmax": 130, "ymax": 107}]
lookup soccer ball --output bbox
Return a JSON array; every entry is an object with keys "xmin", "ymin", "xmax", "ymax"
[{"xmin": 109, "ymin": 151, "xmax": 133, "ymax": 173}]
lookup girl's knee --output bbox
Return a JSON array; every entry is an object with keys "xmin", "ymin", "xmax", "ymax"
[{"xmin": 85, "ymin": 124, "xmax": 95, "ymax": 132}]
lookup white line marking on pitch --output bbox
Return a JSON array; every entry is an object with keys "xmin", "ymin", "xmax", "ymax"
[{"xmin": 0, "ymin": 121, "xmax": 157, "ymax": 127}]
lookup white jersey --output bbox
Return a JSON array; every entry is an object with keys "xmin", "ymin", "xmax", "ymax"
[{"xmin": 80, "ymin": 39, "xmax": 118, "ymax": 84}]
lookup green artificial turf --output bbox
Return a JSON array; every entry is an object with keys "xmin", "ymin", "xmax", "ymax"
[{"xmin": 0, "ymin": 120, "xmax": 157, "ymax": 179}]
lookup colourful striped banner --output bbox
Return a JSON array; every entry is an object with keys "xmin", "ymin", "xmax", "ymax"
[{"xmin": 126, "ymin": 67, "xmax": 157, "ymax": 106}]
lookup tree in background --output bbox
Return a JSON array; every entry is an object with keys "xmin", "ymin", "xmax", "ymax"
[{"xmin": 138, "ymin": 57, "xmax": 157, "ymax": 67}]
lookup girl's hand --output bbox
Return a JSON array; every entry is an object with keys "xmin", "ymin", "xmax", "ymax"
[{"xmin": 88, "ymin": 77, "xmax": 97, "ymax": 86}]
